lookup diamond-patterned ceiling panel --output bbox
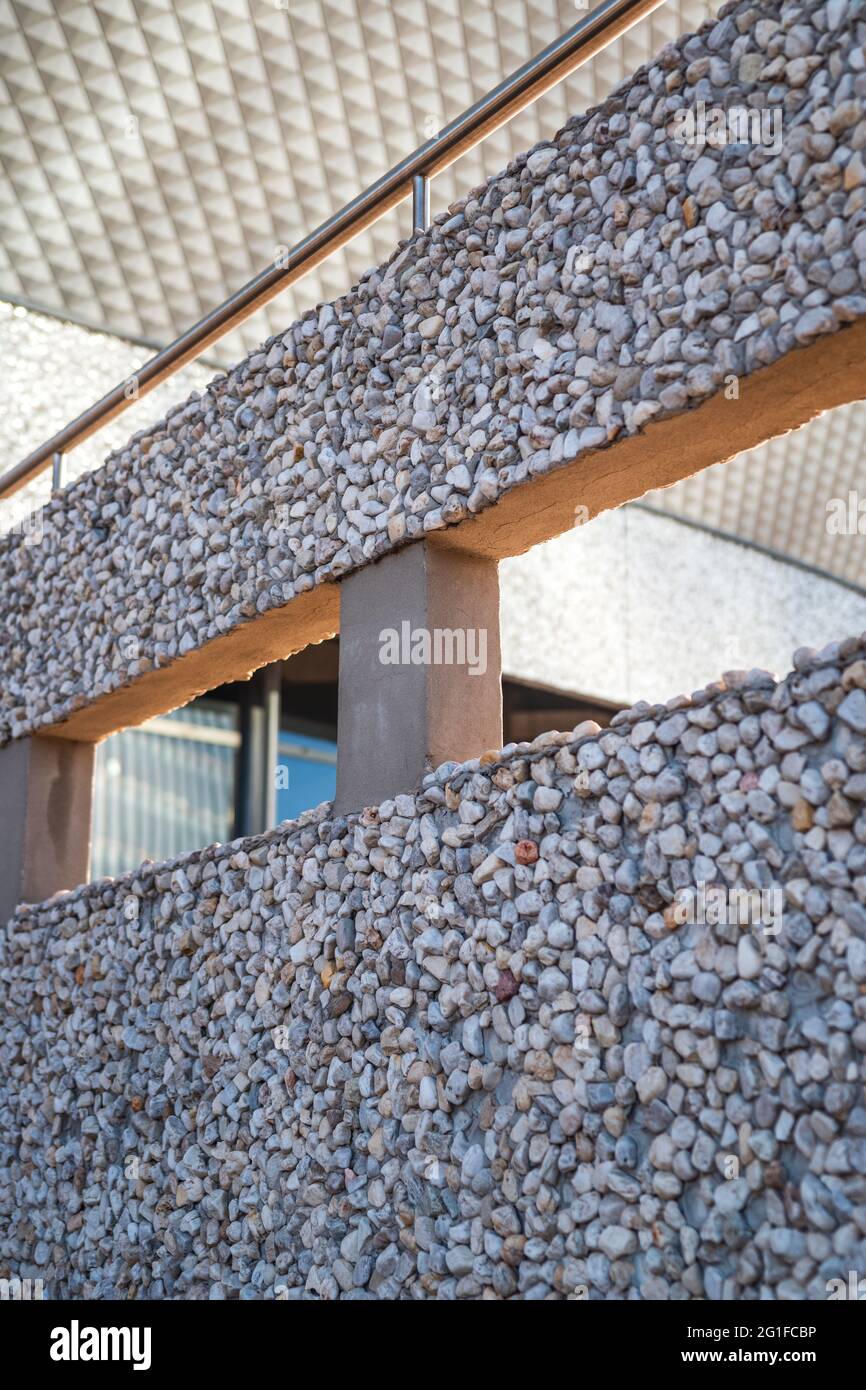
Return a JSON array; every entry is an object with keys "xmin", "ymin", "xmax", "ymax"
[{"xmin": 0, "ymin": 0, "xmax": 716, "ymax": 364}]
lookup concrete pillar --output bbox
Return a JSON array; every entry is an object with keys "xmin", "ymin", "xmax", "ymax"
[
  {"xmin": 0, "ymin": 734, "xmax": 95, "ymax": 922},
  {"xmin": 335, "ymin": 541, "xmax": 501, "ymax": 812}
]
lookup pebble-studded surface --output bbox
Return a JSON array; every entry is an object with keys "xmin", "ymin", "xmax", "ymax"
[
  {"xmin": 2, "ymin": 636, "xmax": 866, "ymax": 1299},
  {"xmin": 1, "ymin": 0, "xmax": 865, "ymax": 745}
]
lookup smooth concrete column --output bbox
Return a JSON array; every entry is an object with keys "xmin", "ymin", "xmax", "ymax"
[
  {"xmin": 0, "ymin": 734, "xmax": 95, "ymax": 922},
  {"xmin": 335, "ymin": 540, "xmax": 501, "ymax": 812}
]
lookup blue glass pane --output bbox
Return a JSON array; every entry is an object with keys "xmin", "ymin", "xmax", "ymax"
[{"xmin": 277, "ymin": 730, "xmax": 337, "ymax": 821}]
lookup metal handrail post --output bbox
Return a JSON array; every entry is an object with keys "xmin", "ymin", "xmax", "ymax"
[{"xmin": 412, "ymin": 174, "xmax": 430, "ymax": 232}]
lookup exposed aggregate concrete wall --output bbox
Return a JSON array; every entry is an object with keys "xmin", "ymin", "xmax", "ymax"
[
  {"xmin": 2, "ymin": 636, "xmax": 866, "ymax": 1300},
  {"xmin": 1, "ymin": 0, "xmax": 865, "ymax": 744}
]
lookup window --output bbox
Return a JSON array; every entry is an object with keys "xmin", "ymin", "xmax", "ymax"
[
  {"xmin": 277, "ymin": 729, "xmax": 337, "ymax": 821},
  {"xmin": 91, "ymin": 701, "xmax": 238, "ymax": 880}
]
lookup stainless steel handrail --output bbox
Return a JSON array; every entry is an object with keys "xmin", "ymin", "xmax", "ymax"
[{"xmin": 0, "ymin": 0, "xmax": 666, "ymax": 500}]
